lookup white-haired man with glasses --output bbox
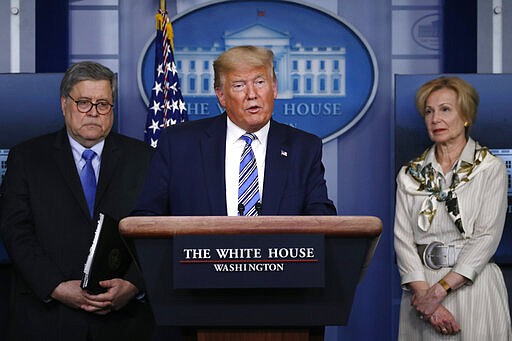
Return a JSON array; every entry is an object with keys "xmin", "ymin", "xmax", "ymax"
[{"xmin": 0, "ymin": 61, "xmax": 154, "ymax": 340}]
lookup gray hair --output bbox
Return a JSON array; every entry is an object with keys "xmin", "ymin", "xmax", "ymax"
[{"xmin": 60, "ymin": 61, "xmax": 117, "ymax": 99}]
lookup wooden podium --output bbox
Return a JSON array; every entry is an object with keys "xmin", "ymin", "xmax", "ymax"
[{"xmin": 119, "ymin": 216, "xmax": 382, "ymax": 341}]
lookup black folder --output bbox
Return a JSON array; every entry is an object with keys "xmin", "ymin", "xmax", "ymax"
[{"xmin": 81, "ymin": 213, "xmax": 132, "ymax": 294}]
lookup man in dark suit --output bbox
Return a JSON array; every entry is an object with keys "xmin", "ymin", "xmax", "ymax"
[
  {"xmin": 133, "ymin": 45, "xmax": 336, "ymax": 216},
  {"xmin": 0, "ymin": 62, "xmax": 154, "ymax": 340}
]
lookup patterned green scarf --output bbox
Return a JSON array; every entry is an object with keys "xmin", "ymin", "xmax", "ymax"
[{"xmin": 405, "ymin": 142, "xmax": 489, "ymax": 238}]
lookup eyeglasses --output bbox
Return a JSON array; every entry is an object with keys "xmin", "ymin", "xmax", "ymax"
[{"xmin": 68, "ymin": 95, "xmax": 113, "ymax": 115}]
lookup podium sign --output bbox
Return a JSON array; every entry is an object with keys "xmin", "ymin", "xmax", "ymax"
[
  {"xmin": 173, "ymin": 234, "xmax": 325, "ymax": 289},
  {"xmin": 119, "ymin": 216, "xmax": 382, "ymax": 328}
]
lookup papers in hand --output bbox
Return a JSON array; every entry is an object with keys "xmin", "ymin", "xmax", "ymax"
[{"xmin": 81, "ymin": 213, "xmax": 132, "ymax": 294}]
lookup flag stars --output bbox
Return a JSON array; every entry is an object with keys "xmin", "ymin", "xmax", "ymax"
[
  {"xmin": 169, "ymin": 82, "xmax": 178, "ymax": 94},
  {"xmin": 179, "ymin": 99, "xmax": 187, "ymax": 113},
  {"xmin": 163, "ymin": 118, "xmax": 177, "ymax": 127},
  {"xmin": 170, "ymin": 99, "xmax": 179, "ymax": 113},
  {"xmin": 170, "ymin": 61, "xmax": 178, "ymax": 76},
  {"xmin": 144, "ymin": 11, "xmax": 188, "ymax": 148},
  {"xmin": 150, "ymin": 100, "xmax": 161, "ymax": 115},
  {"xmin": 157, "ymin": 63, "xmax": 164, "ymax": 78},
  {"xmin": 152, "ymin": 81, "xmax": 163, "ymax": 97},
  {"xmin": 148, "ymin": 119, "xmax": 161, "ymax": 134}
]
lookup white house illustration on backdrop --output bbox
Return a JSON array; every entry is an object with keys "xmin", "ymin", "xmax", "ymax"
[
  {"xmin": 491, "ymin": 149, "xmax": 512, "ymax": 196},
  {"xmin": 175, "ymin": 24, "xmax": 347, "ymax": 99}
]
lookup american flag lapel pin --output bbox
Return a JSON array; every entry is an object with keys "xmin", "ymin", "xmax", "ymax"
[{"xmin": 280, "ymin": 150, "xmax": 288, "ymax": 157}]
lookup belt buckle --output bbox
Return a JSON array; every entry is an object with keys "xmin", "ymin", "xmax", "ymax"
[{"xmin": 422, "ymin": 241, "xmax": 444, "ymax": 270}]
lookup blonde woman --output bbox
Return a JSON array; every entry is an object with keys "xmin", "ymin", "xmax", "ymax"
[{"xmin": 394, "ymin": 76, "xmax": 511, "ymax": 340}]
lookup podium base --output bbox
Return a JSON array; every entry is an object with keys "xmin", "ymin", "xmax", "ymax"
[{"xmin": 183, "ymin": 327, "xmax": 324, "ymax": 341}]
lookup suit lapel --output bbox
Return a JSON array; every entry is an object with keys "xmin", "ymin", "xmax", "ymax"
[
  {"xmin": 95, "ymin": 133, "xmax": 120, "ymax": 213},
  {"xmin": 201, "ymin": 114, "xmax": 228, "ymax": 215},
  {"xmin": 262, "ymin": 120, "xmax": 290, "ymax": 215},
  {"xmin": 52, "ymin": 129, "xmax": 91, "ymax": 219}
]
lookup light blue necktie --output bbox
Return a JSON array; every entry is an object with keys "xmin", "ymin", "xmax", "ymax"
[
  {"xmin": 238, "ymin": 133, "xmax": 260, "ymax": 216},
  {"xmin": 80, "ymin": 149, "xmax": 97, "ymax": 218}
]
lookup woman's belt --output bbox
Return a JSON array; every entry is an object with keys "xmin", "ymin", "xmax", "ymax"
[{"xmin": 416, "ymin": 241, "xmax": 463, "ymax": 270}]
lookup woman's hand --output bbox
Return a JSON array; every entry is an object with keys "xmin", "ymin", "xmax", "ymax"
[
  {"xmin": 427, "ymin": 305, "xmax": 461, "ymax": 335},
  {"xmin": 411, "ymin": 281, "xmax": 447, "ymax": 317}
]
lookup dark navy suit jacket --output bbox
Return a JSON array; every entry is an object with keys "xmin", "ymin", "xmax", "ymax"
[
  {"xmin": 0, "ymin": 128, "xmax": 154, "ymax": 340},
  {"xmin": 134, "ymin": 113, "xmax": 336, "ymax": 216}
]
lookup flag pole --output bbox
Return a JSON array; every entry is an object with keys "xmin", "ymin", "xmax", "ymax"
[{"xmin": 160, "ymin": 0, "xmax": 166, "ymax": 11}]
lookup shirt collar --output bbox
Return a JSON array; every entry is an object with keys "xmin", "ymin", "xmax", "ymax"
[
  {"xmin": 424, "ymin": 137, "xmax": 476, "ymax": 171},
  {"xmin": 459, "ymin": 137, "xmax": 476, "ymax": 164},
  {"xmin": 67, "ymin": 133, "xmax": 105, "ymax": 161},
  {"xmin": 226, "ymin": 117, "xmax": 270, "ymax": 145}
]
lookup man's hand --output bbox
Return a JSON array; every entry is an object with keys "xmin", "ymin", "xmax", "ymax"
[
  {"xmin": 50, "ymin": 280, "xmax": 88, "ymax": 309},
  {"xmin": 82, "ymin": 278, "xmax": 138, "ymax": 315}
]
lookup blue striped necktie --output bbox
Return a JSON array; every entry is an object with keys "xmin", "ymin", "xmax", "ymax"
[
  {"xmin": 80, "ymin": 149, "xmax": 97, "ymax": 218},
  {"xmin": 238, "ymin": 133, "xmax": 260, "ymax": 216}
]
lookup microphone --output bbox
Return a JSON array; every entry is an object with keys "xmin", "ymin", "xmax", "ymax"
[
  {"xmin": 255, "ymin": 201, "xmax": 262, "ymax": 215},
  {"xmin": 238, "ymin": 203, "xmax": 245, "ymax": 216}
]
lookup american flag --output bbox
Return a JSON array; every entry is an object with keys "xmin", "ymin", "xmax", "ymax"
[{"xmin": 144, "ymin": 8, "xmax": 188, "ymax": 148}]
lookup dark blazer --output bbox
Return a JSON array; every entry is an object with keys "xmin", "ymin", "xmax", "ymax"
[
  {"xmin": 0, "ymin": 128, "xmax": 154, "ymax": 341},
  {"xmin": 133, "ymin": 113, "xmax": 336, "ymax": 216}
]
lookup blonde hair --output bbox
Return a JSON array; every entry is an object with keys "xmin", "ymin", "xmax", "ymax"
[
  {"xmin": 213, "ymin": 45, "xmax": 276, "ymax": 88},
  {"xmin": 415, "ymin": 76, "xmax": 479, "ymax": 126}
]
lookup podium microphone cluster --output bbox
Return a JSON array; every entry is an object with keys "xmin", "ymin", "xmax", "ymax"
[
  {"xmin": 237, "ymin": 202, "xmax": 263, "ymax": 216},
  {"xmin": 238, "ymin": 203, "xmax": 245, "ymax": 216},
  {"xmin": 255, "ymin": 202, "xmax": 262, "ymax": 215}
]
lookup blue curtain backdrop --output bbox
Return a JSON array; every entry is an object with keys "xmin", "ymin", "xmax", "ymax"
[{"xmin": 0, "ymin": 1, "xmax": 485, "ymax": 340}]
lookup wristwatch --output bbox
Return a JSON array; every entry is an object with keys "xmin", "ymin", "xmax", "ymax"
[{"xmin": 438, "ymin": 278, "xmax": 452, "ymax": 294}]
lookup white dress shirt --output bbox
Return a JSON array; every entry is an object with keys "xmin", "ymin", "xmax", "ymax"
[{"xmin": 225, "ymin": 117, "xmax": 269, "ymax": 216}]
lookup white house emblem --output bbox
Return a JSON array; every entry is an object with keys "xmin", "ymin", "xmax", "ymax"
[{"xmin": 138, "ymin": 1, "xmax": 378, "ymax": 142}]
